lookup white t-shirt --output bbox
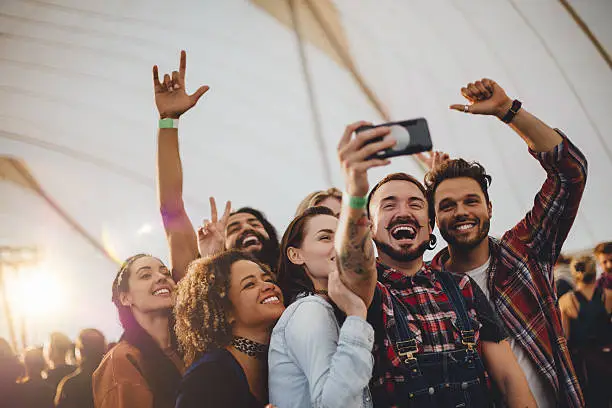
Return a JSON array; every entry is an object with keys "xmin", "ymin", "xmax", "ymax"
[{"xmin": 466, "ymin": 259, "xmax": 556, "ymax": 408}]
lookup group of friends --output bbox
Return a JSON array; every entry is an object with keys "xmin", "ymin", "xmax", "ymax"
[{"xmin": 90, "ymin": 51, "xmax": 612, "ymax": 408}]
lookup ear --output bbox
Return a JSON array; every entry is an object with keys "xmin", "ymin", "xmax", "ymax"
[
  {"xmin": 119, "ymin": 291, "xmax": 132, "ymax": 307},
  {"xmin": 287, "ymin": 246, "xmax": 305, "ymax": 265},
  {"xmin": 487, "ymin": 201, "xmax": 493, "ymax": 218}
]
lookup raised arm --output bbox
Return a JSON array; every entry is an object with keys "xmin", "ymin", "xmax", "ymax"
[
  {"xmin": 154, "ymin": 50, "xmax": 209, "ymax": 281},
  {"xmin": 451, "ymin": 79, "xmax": 587, "ymax": 265},
  {"xmin": 335, "ymin": 121, "xmax": 394, "ymax": 306}
]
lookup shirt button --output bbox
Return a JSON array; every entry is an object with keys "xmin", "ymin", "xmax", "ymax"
[
  {"xmin": 461, "ymin": 382, "xmax": 468, "ymax": 390},
  {"xmin": 428, "ymin": 387, "xmax": 435, "ymax": 395}
]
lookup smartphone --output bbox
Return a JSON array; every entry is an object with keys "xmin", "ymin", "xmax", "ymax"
[{"xmin": 356, "ymin": 118, "xmax": 432, "ymax": 160}]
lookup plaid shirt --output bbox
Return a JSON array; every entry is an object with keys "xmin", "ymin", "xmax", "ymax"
[
  {"xmin": 432, "ymin": 132, "xmax": 587, "ymax": 407},
  {"xmin": 368, "ymin": 260, "xmax": 484, "ymax": 395}
]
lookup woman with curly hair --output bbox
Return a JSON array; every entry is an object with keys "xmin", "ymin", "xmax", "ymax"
[
  {"xmin": 268, "ymin": 206, "xmax": 375, "ymax": 407},
  {"xmin": 174, "ymin": 250, "xmax": 284, "ymax": 408},
  {"xmin": 93, "ymin": 254, "xmax": 183, "ymax": 408}
]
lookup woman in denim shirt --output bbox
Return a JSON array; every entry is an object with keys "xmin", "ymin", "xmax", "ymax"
[{"xmin": 268, "ymin": 206, "xmax": 374, "ymax": 408}]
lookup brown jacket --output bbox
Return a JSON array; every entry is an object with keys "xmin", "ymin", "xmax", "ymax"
[{"xmin": 92, "ymin": 341, "xmax": 184, "ymax": 408}]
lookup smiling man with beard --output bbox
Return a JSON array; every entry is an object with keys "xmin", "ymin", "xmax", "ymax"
[
  {"xmin": 333, "ymin": 121, "xmax": 536, "ymax": 407},
  {"xmin": 223, "ymin": 207, "xmax": 280, "ymax": 272},
  {"xmin": 427, "ymin": 78, "xmax": 588, "ymax": 408}
]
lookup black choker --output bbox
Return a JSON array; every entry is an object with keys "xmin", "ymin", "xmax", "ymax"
[{"xmin": 231, "ymin": 337, "xmax": 268, "ymax": 360}]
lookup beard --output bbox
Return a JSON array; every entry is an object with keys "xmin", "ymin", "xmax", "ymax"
[
  {"xmin": 233, "ymin": 229, "xmax": 279, "ymax": 271},
  {"xmin": 441, "ymin": 217, "xmax": 490, "ymax": 251},
  {"xmin": 374, "ymin": 238, "xmax": 430, "ymax": 263}
]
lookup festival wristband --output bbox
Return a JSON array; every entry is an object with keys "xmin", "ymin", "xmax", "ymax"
[
  {"xmin": 343, "ymin": 193, "xmax": 367, "ymax": 209},
  {"xmin": 159, "ymin": 118, "xmax": 179, "ymax": 129}
]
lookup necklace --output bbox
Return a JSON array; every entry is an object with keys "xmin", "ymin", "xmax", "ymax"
[{"xmin": 231, "ymin": 336, "xmax": 268, "ymax": 360}]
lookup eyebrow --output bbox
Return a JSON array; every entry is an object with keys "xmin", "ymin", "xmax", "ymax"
[
  {"xmin": 226, "ymin": 221, "xmax": 240, "ymax": 231},
  {"xmin": 135, "ymin": 266, "xmax": 152, "ymax": 274},
  {"xmin": 317, "ymin": 229, "xmax": 335, "ymax": 234},
  {"xmin": 240, "ymin": 274, "xmax": 256, "ymax": 284}
]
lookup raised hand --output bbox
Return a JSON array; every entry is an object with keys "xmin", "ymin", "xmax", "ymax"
[
  {"xmin": 419, "ymin": 150, "xmax": 450, "ymax": 171},
  {"xmin": 153, "ymin": 50, "xmax": 210, "ymax": 119},
  {"xmin": 328, "ymin": 268, "xmax": 367, "ymax": 319},
  {"xmin": 197, "ymin": 197, "xmax": 232, "ymax": 258},
  {"xmin": 337, "ymin": 121, "xmax": 395, "ymax": 197},
  {"xmin": 450, "ymin": 78, "xmax": 513, "ymax": 120}
]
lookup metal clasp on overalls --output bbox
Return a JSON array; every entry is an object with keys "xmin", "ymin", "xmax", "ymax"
[
  {"xmin": 396, "ymin": 339, "xmax": 421, "ymax": 377},
  {"xmin": 460, "ymin": 330, "xmax": 477, "ymax": 369},
  {"xmin": 460, "ymin": 330, "xmax": 476, "ymax": 352}
]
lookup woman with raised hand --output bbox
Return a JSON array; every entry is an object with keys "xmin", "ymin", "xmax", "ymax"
[
  {"xmin": 174, "ymin": 251, "xmax": 285, "ymax": 408},
  {"xmin": 268, "ymin": 206, "xmax": 375, "ymax": 408},
  {"xmin": 93, "ymin": 254, "xmax": 183, "ymax": 408}
]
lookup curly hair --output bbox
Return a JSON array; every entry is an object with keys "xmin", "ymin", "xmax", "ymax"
[
  {"xmin": 174, "ymin": 250, "xmax": 262, "ymax": 366},
  {"xmin": 424, "ymin": 159, "xmax": 492, "ymax": 206},
  {"xmin": 295, "ymin": 188, "xmax": 342, "ymax": 216}
]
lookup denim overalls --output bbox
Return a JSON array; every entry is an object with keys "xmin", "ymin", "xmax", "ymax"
[{"xmin": 371, "ymin": 271, "xmax": 491, "ymax": 407}]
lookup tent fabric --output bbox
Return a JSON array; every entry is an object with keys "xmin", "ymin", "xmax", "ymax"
[{"xmin": 0, "ymin": 0, "xmax": 610, "ymax": 343}]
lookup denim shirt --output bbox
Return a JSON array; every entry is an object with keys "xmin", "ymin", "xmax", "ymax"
[{"xmin": 268, "ymin": 295, "xmax": 374, "ymax": 408}]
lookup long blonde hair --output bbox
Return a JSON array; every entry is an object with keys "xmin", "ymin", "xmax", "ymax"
[{"xmin": 294, "ymin": 187, "xmax": 342, "ymax": 217}]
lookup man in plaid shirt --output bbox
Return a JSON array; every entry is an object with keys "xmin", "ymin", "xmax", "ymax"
[
  {"xmin": 335, "ymin": 112, "xmax": 537, "ymax": 404},
  {"xmin": 428, "ymin": 78, "xmax": 587, "ymax": 407}
]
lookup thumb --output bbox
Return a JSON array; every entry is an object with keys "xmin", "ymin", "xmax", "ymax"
[
  {"xmin": 190, "ymin": 85, "xmax": 210, "ymax": 104},
  {"xmin": 449, "ymin": 104, "xmax": 469, "ymax": 113}
]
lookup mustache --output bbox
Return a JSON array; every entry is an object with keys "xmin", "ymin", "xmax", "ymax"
[
  {"xmin": 236, "ymin": 229, "xmax": 267, "ymax": 247},
  {"xmin": 385, "ymin": 216, "xmax": 424, "ymax": 231}
]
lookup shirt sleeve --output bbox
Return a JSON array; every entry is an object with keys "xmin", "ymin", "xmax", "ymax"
[
  {"xmin": 510, "ymin": 132, "xmax": 587, "ymax": 272},
  {"xmin": 284, "ymin": 299, "xmax": 374, "ymax": 408},
  {"xmin": 471, "ymin": 280, "xmax": 508, "ymax": 343}
]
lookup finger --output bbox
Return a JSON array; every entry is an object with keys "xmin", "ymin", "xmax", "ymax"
[
  {"xmin": 152, "ymin": 65, "xmax": 162, "ymax": 92},
  {"xmin": 163, "ymin": 74, "xmax": 172, "ymax": 92},
  {"xmin": 460, "ymin": 87, "xmax": 477, "ymax": 104},
  {"xmin": 197, "ymin": 226, "xmax": 205, "ymax": 238},
  {"xmin": 171, "ymin": 71, "xmax": 180, "ymax": 90},
  {"xmin": 339, "ymin": 126, "xmax": 391, "ymax": 159},
  {"xmin": 467, "ymin": 83, "xmax": 480, "ymax": 99},
  {"xmin": 209, "ymin": 197, "xmax": 218, "ymax": 223},
  {"xmin": 482, "ymin": 78, "xmax": 496, "ymax": 93},
  {"xmin": 474, "ymin": 81, "xmax": 490, "ymax": 100},
  {"xmin": 338, "ymin": 121, "xmax": 372, "ymax": 150},
  {"xmin": 190, "ymin": 85, "xmax": 210, "ymax": 104},
  {"xmin": 179, "ymin": 50, "xmax": 186, "ymax": 85},
  {"xmin": 450, "ymin": 104, "xmax": 469, "ymax": 112},
  {"xmin": 221, "ymin": 200, "xmax": 232, "ymax": 223},
  {"xmin": 346, "ymin": 135, "xmax": 396, "ymax": 163}
]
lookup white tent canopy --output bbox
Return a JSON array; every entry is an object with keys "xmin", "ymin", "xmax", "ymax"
[{"xmin": 1, "ymin": 0, "xmax": 611, "ymax": 344}]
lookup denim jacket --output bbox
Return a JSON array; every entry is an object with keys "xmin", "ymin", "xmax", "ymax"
[{"xmin": 268, "ymin": 294, "xmax": 374, "ymax": 408}]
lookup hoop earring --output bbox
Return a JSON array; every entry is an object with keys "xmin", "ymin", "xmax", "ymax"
[{"xmin": 427, "ymin": 234, "xmax": 437, "ymax": 250}]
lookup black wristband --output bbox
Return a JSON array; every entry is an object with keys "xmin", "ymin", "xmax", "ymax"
[{"xmin": 501, "ymin": 99, "xmax": 522, "ymax": 123}]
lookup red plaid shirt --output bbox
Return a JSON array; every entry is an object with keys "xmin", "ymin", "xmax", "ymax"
[
  {"xmin": 432, "ymin": 132, "xmax": 587, "ymax": 407},
  {"xmin": 368, "ymin": 261, "xmax": 484, "ymax": 394}
]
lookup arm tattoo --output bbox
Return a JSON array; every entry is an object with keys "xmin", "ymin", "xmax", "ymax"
[{"xmin": 338, "ymin": 211, "xmax": 375, "ymax": 277}]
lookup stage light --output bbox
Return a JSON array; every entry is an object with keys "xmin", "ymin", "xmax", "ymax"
[{"xmin": 9, "ymin": 267, "xmax": 66, "ymax": 319}]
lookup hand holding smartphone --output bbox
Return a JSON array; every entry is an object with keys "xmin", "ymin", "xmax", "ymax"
[{"xmin": 356, "ymin": 118, "xmax": 432, "ymax": 160}]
